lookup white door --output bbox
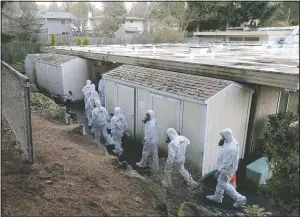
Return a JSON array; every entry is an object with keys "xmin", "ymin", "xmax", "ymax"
[
  {"xmin": 151, "ymin": 94, "xmax": 181, "ymax": 150},
  {"xmin": 116, "ymin": 84, "xmax": 135, "ymax": 138}
]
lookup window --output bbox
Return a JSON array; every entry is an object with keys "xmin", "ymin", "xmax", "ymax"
[
  {"xmin": 61, "ymin": 20, "xmax": 65, "ymax": 25},
  {"xmin": 130, "ymin": 20, "xmax": 133, "ymax": 23}
]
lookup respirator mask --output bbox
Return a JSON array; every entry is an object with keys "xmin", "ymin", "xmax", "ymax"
[
  {"xmin": 218, "ymin": 136, "xmax": 225, "ymax": 146},
  {"xmin": 166, "ymin": 135, "xmax": 171, "ymax": 143},
  {"xmin": 142, "ymin": 113, "xmax": 150, "ymax": 124}
]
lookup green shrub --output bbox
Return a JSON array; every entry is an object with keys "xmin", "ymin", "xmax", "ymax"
[
  {"xmin": 77, "ymin": 38, "xmax": 82, "ymax": 46},
  {"xmin": 51, "ymin": 33, "xmax": 57, "ymax": 46},
  {"xmin": 261, "ymin": 112, "xmax": 299, "ymax": 215},
  {"xmin": 30, "ymin": 93, "xmax": 66, "ymax": 122},
  {"xmin": 82, "ymin": 37, "xmax": 90, "ymax": 45},
  {"xmin": 243, "ymin": 205, "xmax": 272, "ymax": 217},
  {"xmin": 2, "ymin": 41, "xmax": 41, "ymax": 64},
  {"xmin": 11, "ymin": 61, "xmax": 25, "ymax": 74}
]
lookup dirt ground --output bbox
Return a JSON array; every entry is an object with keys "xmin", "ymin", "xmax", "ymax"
[{"xmin": 1, "ymin": 114, "xmax": 162, "ymax": 216}]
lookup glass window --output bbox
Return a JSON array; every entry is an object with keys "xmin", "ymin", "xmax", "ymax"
[
  {"xmin": 130, "ymin": 20, "xmax": 133, "ymax": 23},
  {"xmin": 61, "ymin": 20, "xmax": 66, "ymax": 25}
]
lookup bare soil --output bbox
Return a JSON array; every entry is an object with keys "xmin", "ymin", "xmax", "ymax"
[{"xmin": 1, "ymin": 114, "xmax": 161, "ymax": 216}]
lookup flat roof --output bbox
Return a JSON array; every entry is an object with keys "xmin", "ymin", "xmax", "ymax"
[
  {"xmin": 104, "ymin": 65, "xmax": 233, "ymax": 101},
  {"xmin": 40, "ymin": 43, "xmax": 299, "ymax": 89}
]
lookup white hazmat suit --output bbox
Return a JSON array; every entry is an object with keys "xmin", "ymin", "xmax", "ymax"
[
  {"xmin": 91, "ymin": 100, "xmax": 113, "ymax": 145},
  {"xmin": 162, "ymin": 128, "xmax": 197, "ymax": 187},
  {"xmin": 98, "ymin": 79, "xmax": 105, "ymax": 107},
  {"xmin": 206, "ymin": 129, "xmax": 247, "ymax": 208},
  {"xmin": 82, "ymin": 80, "xmax": 91, "ymax": 103},
  {"xmin": 110, "ymin": 107, "xmax": 128, "ymax": 156},
  {"xmin": 136, "ymin": 110, "xmax": 159, "ymax": 171},
  {"xmin": 85, "ymin": 90, "xmax": 100, "ymax": 126}
]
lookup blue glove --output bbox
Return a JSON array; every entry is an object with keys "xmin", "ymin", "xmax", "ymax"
[
  {"xmin": 142, "ymin": 141, "xmax": 145, "ymax": 146},
  {"xmin": 214, "ymin": 171, "xmax": 220, "ymax": 180}
]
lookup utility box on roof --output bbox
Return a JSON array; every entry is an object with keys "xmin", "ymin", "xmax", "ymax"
[
  {"xmin": 103, "ymin": 65, "xmax": 254, "ymax": 176},
  {"xmin": 25, "ymin": 53, "xmax": 88, "ymax": 101}
]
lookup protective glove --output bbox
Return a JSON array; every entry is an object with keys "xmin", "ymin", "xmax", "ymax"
[
  {"xmin": 214, "ymin": 170, "xmax": 221, "ymax": 180},
  {"xmin": 142, "ymin": 138, "xmax": 146, "ymax": 146}
]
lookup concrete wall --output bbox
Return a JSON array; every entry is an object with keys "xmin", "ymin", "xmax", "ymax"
[
  {"xmin": 287, "ymin": 90, "xmax": 299, "ymax": 115},
  {"xmin": 246, "ymin": 85, "xmax": 281, "ymax": 154},
  {"xmin": 62, "ymin": 58, "xmax": 88, "ymax": 101},
  {"xmin": 92, "ymin": 61, "xmax": 122, "ymax": 78},
  {"xmin": 203, "ymin": 84, "xmax": 252, "ymax": 175}
]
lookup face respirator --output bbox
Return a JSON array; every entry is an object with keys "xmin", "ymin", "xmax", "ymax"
[
  {"xmin": 166, "ymin": 135, "xmax": 171, "ymax": 143},
  {"xmin": 142, "ymin": 113, "xmax": 151, "ymax": 124},
  {"xmin": 218, "ymin": 137, "xmax": 225, "ymax": 146}
]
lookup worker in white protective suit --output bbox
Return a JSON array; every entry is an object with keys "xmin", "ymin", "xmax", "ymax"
[
  {"xmin": 110, "ymin": 107, "xmax": 129, "ymax": 156},
  {"xmin": 136, "ymin": 110, "xmax": 159, "ymax": 171},
  {"xmin": 85, "ymin": 90, "xmax": 100, "ymax": 127},
  {"xmin": 98, "ymin": 74, "xmax": 105, "ymax": 107},
  {"xmin": 82, "ymin": 80, "xmax": 91, "ymax": 103},
  {"xmin": 91, "ymin": 100, "xmax": 113, "ymax": 145},
  {"xmin": 206, "ymin": 128, "xmax": 247, "ymax": 208},
  {"xmin": 162, "ymin": 128, "xmax": 198, "ymax": 187}
]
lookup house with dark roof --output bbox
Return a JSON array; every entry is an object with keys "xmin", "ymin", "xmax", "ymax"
[
  {"xmin": 36, "ymin": 12, "xmax": 77, "ymax": 35},
  {"xmin": 103, "ymin": 65, "xmax": 254, "ymax": 176}
]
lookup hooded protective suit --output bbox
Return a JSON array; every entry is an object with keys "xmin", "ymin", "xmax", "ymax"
[
  {"xmin": 162, "ymin": 128, "xmax": 197, "ymax": 187},
  {"xmin": 98, "ymin": 79, "xmax": 105, "ymax": 107},
  {"xmin": 91, "ymin": 100, "xmax": 113, "ymax": 145},
  {"xmin": 110, "ymin": 107, "xmax": 128, "ymax": 156},
  {"xmin": 136, "ymin": 110, "xmax": 159, "ymax": 171},
  {"xmin": 82, "ymin": 80, "xmax": 91, "ymax": 103},
  {"xmin": 85, "ymin": 90, "xmax": 100, "ymax": 126},
  {"xmin": 206, "ymin": 129, "xmax": 247, "ymax": 208}
]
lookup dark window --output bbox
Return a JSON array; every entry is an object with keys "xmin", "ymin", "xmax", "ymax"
[
  {"xmin": 62, "ymin": 32, "xmax": 66, "ymax": 35},
  {"xmin": 61, "ymin": 20, "xmax": 65, "ymax": 25},
  {"xmin": 130, "ymin": 20, "xmax": 133, "ymax": 23}
]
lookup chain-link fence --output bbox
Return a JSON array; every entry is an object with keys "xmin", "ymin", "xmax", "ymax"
[{"xmin": 1, "ymin": 61, "xmax": 33, "ymax": 163}]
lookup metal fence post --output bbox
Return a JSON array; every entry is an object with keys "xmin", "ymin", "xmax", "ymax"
[{"xmin": 23, "ymin": 78, "xmax": 34, "ymax": 163}]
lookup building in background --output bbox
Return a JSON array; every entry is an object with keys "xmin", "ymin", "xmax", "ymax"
[
  {"xmin": 193, "ymin": 26, "xmax": 299, "ymax": 43},
  {"xmin": 36, "ymin": 12, "xmax": 77, "ymax": 35}
]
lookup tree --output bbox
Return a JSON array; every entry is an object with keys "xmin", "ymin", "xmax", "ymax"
[
  {"xmin": 187, "ymin": 1, "xmax": 280, "ymax": 31},
  {"xmin": 51, "ymin": 33, "xmax": 57, "ymax": 46},
  {"xmin": 69, "ymin": 2, "xmax": 90, "ymax": 34},
  {"xmin": 150, "ymin": 2, "xmax": 200, "ymax": 35},
  {"xmin": 2, "ymin": 1, "xmax": 42, "ymax": 42},
  {"xmin": 48, "ymin": 2, "xmax": 61, "ymax": 12},
  {"xmin": 100, "ymin": 2, "xmax": 127, "ymax": 35}
]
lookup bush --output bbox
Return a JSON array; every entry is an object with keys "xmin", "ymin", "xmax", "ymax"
[
  {"xmin": 261, "ymin": 112, "xmax": 299, "ymax": 215},
  {"xmin": 1, "ymin": 41, "xmax": 41, "ymax": 64},
  {"xmin": 30, "ymin": 93, "xmax": 66, "ymax": 122},
  {"xmin": 151, "ymin": 27, "xmax": 184, "ymax": 44},
  {"xmin": 243, "ymin": 205, "xmax": 272, "ymax": 217},
  {"xmin": 11, "ymin": 61, "xmax": 25, "ymax": 74},
  {"xmin": 51, "ymin": 33, "xmax": 57, "ymax": 46},
  {"xmin": 82, "ymin": 37, "xmax": 90, "ymax": 45},
  {"xmin": 77, "ymin": 38, "xmax": 82, "ymax": 46}
]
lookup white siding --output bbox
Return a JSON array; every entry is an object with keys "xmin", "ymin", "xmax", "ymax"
[
  {"xmin": 125, "ymin": 19, "xmax": 144, "ymax": 33},
  {"xmin": 136, "ymin": 88, "xmax": 153, "ymax": 141},
  {"xmin": 43, "ymin": 19, "xmax": 73, "ymax": 34},
  {"xmin": 62, "ymin": 58, "xmax": 88, "ymax": 101},
  {"xmin": 151, "ymin": 94, "xmax": 181, "ymax": 152},
  {"xmin": 105, "ymin": 79, "xmax": 116, "ymax": 114},
  {"xmin": 202, "ymin": 84, "xmax": 252, "ymax": 175},
  {"xmin": 182, "ymin": 101, "xmax": 207, "ymax": 170},
  {"xmin": 35, "ymin": 62, "xmax": 64, "ymax": 95}
]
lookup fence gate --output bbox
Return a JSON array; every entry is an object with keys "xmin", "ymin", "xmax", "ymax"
[{"xmin": 1, "ymin": 61, "xmax": 34, "ymax": 163}]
